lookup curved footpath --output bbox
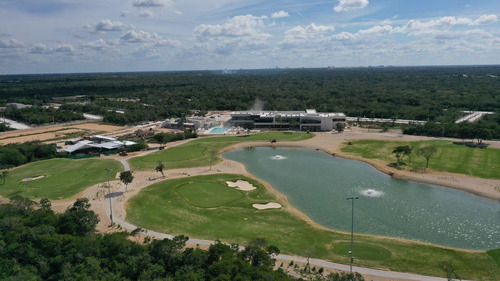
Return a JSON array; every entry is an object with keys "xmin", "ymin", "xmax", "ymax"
[{"xmin": 95, "ymin": 131, "xmax": 497, "ymax": 281}]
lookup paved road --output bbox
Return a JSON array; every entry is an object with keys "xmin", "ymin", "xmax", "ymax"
[{"xmin": 107, "ymin": 138, "xmax": 452, "ymax": 281}]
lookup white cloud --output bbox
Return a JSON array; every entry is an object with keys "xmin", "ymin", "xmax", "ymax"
[
  {"xmin": 356, "ymin": 25, "xmax": 393, "ymax": 36},
  {"xmin": 29, "ymin": 43, "xmax": 50, "ymax": 54},
  {"xmin": 329, "ymin": 31, "xmax": 356, "ymax": 41},
  {"xmin": 285, "ymin": 23, "xmax": 335, "ymax": 37},
  {"xmin": 139, "ymin": 10, "xmax": 154, "ymax": 18},
  {"xmin": 119, "ymin": 30, "xmax": 180, "ymax": 48},
  {"xmin": 120, "ymin": 30, "xmax": 162, "ymax": 44},
  {"xmin": 280, "ymin": 23, "xmax": 335, "ymax": 47},
  {"xmin": 395, "ymin": 15, "xmax": 498, "ymax": 34},
  {"xmin": 473, "ymin": 14, "xmax": 498, "ymax": 25},
  {"xmin": 0, "ymin": 39, "xmax": 24, "ymax": 48},
  {"xmin": 121, "ymin": 11, "xmax": 129, "ymax": 17},
  {"xmin": 95, "ymin": 19, "xmax": 125, "ymax": 32},
  {"xmin": 271, "ymin": 11, "xmax": 289, "ymax": 19},
  {"xmin": 154, "ymin": 38, "xmax": 182, "ymax": 48},
  {"xmin": 133, "ymin": 0, "xmax": 172, "ymax": 8},
  {"xmin": 194, "ymin": 15, "xmax": 269, "ymax": 40},
  {"xmin": 192, "ymin": 15, "xmax": 272, "ymax": 56},
  {"xmin": 81, "ymin": 39, "xmax": 120, "ymax": 53},
  {"xmin": 409, "ymin": 29, "xmax": 494, "ymax": 40},
  {"xmin": 54, "ymin": 44, "xmax": 75, "ymax": 54},
  {"xmin": 334, "ymin": 0, "xmax": 369, "ymax": 12}
]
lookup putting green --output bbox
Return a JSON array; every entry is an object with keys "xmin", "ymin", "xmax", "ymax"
[
  {"xmin": 177, "ymin": 181, "xmax": 242, "ymax": 208},
  {"xmin": 0, "ymin": 158, "xmax": 123, "ymax": 200},
  {"xmin": 332, "ymin": 242, "xmax": 391, "ymax": 261},
  {"xmin": 126, "ymin": 174, "xmax": 499, "ymax": 280},
  {"xmin": 129, "ymin": 132, "xmax": 313, "ymax": 170}
]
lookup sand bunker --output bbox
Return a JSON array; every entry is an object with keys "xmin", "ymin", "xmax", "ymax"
[
  {"xmin": 252, "ymin": 202, "xmax": 282, "ymax": 210},
  {"xmin": 22, "ymin": 175, "xmax": 45, "ymax": 182},
  {"xmin": 226, "ymin": 180, "xmax": 257, "ymax": 191}
]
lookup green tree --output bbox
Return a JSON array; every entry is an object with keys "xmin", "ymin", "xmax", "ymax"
[
  {"xmin": 402, "ymin": 145, "xmax": 414, "ymax": 164},
  {"xmin": 153, "ymin": 133, "xmax": 169, "ymax": 148},
  {"xmin": 336, "ymin": 123, "xmax": 345, "ymax": 133},
  {"xmin": 417, "ymin": 146, "xmax": 437, "ymax": 169},
  {"xmin": 156, "ymin": 161, "xmax": 165, "ymax": 177},
  {"xmin": 392, "ymin": 146, "xmax": 406, "ymax": 167},
  {"xmin": 39, "ymin": 197, "xmax": 51, "ymax": 209},
  {"xmin": 120, "ymin": 171, "xmax": 134, "ymax": 192},
  {"xmin": 57, "ymin": 198, "xmax": 99, "ymax": 236},
  {"xmin": 0, "ymin": 170, "xmax": 8, "ymax": 184}
]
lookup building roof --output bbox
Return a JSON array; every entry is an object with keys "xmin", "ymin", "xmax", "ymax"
[
  {"xmin": 230, "ymin": 110, "xmax": 345, "ymax": 118},
  {"xmin": 93, "ymin": 135, "xmax": 117, "ymax": 142},
  {"xmin": 64, "ymin": 141, "xmax": 99, "ymax": 153},
  {"xmin": 98, "ymin": 141, "xmax": 124, "ymax": 150}
]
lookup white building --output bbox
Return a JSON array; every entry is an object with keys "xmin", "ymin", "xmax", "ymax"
[{"xmin": 229, "ymin": 109, "xmax": 346, "ymax": 131}]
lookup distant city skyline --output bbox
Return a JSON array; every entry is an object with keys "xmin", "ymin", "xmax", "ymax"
[{"xmin": 0, "ymin": 0, "xmax": 499, "ymax": 74}]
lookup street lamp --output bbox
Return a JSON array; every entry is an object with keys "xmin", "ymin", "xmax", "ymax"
[
  {"xmin": 346, "ymin": 196, "xmax": 359, "ymax": 273},
  {"xmin": 106, "ymin": 168, "xmax": 113, "ymax": 223}
]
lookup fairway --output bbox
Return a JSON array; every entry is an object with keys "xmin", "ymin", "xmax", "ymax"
[
  {"xmin": 341, "ymin": 140, "xmax": 500, "ymax": 179},
  {"xmin": 0, "ymin": 158, "xmax": 123, "ymax": 200},
  {"xmin": 129, "ymin": 132, "xmax": 313, "ymax": 170},
  {"xmin": 126, "ymin": 174, "xmax": 499, "ymax": 280}
]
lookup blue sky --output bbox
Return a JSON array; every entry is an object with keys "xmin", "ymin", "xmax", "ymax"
[{"xmin": 0, "ymin": 0, "xmax": 499, "ymax": 74}]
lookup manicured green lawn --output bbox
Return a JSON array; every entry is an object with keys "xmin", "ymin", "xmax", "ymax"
[
  {"xmin": 0, "ymin": 158, "xmax": 123, "ymax": 200},
  {"xmin": 341, "ymin": 140, "xmax": 500, "ymax": 179},
  {"xmin": 129, "ymin": 132, "xmax": 313, "ymax": 170},
  {"xmin": 126, "ymin": 174, "xmax": 499, "ymax": 280},
  {"xmin": 177, "ymin": 181, "xmax": 242, "ymax": 207}
]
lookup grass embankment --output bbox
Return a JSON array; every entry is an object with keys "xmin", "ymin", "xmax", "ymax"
[
  {"xmin": 0, "ymin": 158, "xmax": 123, "ymax": 200},
  {"xmin": 341, "ymin": 140, "xmax": 500, "ymax": 179},
  {"xmin": 129, "ymin": 132, "xmax": 313, "ymax": 170},
  {"xmin": 126, "ymin": 174, "xmax": 499, "ymax": 280}
]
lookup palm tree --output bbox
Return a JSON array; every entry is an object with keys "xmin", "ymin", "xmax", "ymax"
[{"xmin": 156, "ymin": 161, "xmax": 165, "ymax": 177}]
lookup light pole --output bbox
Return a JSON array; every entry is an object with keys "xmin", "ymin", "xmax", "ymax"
[
  {"xmin": 106, "ymin": 168, "xmax": 113, "ymax": 223},
  {"xmin": 346, "ymin": 196, "xmax": 359, "ymax": 273}
]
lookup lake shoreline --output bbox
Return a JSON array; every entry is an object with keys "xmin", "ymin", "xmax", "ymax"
[{"xmin": 218, "ymin": 131, "xmax": 500, "ymax": 201}]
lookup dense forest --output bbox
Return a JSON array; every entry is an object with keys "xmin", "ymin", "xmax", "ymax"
[
  {"xmin": 0, "ymin": 141, "xmax": 58, "ymax": 169},
  {"xmin": 2, "ymin": 106, "xmax": 84, "ymax": 125},
  {"xmin": 0, "ymin": 197, "xmax": 364, "ymax": 281},
  {"xmin": 0, "ymin": 66, "xmax": 498, "ymax": 134}
]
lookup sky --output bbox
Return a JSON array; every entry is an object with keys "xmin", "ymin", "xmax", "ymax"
[{"xmin": 0, "ymin": 0, "xmax": 499, "ymax": 74}]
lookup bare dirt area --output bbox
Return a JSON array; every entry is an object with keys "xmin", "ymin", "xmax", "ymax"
[
  {"xmin": 0, "ymin": 129, "xmax": 85, "ymax": 145},
  {"xmin": 70, "ymin": 123, "xmax": 123, "ymax": 132},
  {"xmin": 0, "ymin": 123, "xmax": 126, "ymax": 145}
]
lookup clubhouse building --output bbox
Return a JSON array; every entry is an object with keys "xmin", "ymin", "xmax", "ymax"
[{"xmin": 229, "ymin": 109, "xmax": 346, "ymax": 131}]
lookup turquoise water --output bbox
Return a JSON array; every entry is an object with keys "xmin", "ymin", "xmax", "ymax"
[
  {"xmin": 223, "ymin": 147, "xmax": 500, "ymax": 250},
  {"xmin": 209, "ymin": 127, "xmax": 226, "ymax": 134}
]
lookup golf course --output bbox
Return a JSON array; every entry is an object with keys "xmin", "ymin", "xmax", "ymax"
[
  {"xmin": 126, "ymin": 174, "xmax": 499, "ymax": 280},
  {"xmin": 129, "ymin": 132, "xmax": 313, "ymax": 170},
  {"xmin": 0, "ymin": 158, "xmax": 123, "ymax": 200},
  {"xmin": 341, "ymin": 139, "xmax": 500, "ymax": 179}
]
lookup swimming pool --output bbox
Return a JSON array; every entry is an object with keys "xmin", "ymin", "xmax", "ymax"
[{"xmin": 208, "ymin": 127, "xmax": 226, "ymax": 134}]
